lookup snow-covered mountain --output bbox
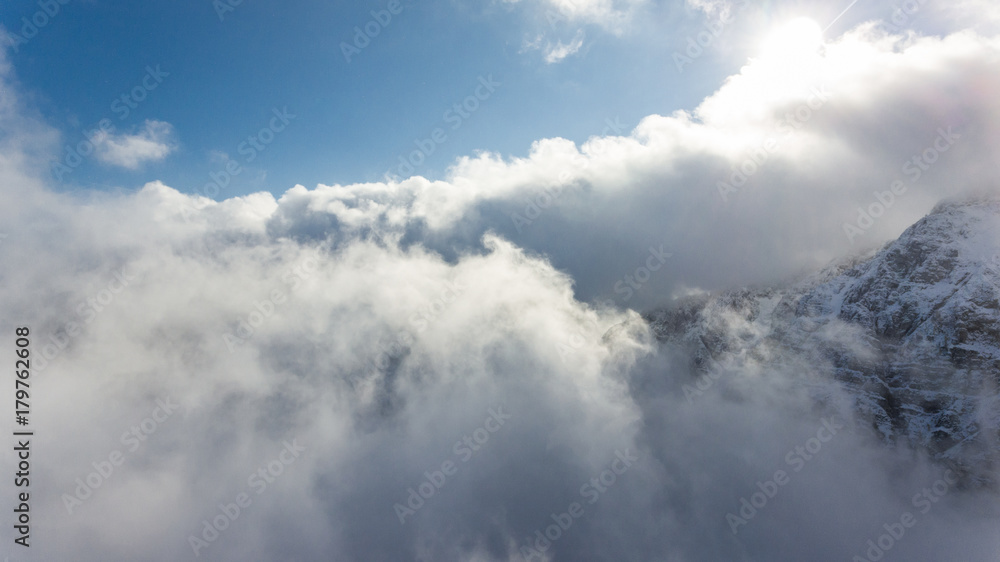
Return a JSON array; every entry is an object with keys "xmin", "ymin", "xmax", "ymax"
[{"xmin": 646, "ymin": 197, "xmax": 1000, "ymax": 483}]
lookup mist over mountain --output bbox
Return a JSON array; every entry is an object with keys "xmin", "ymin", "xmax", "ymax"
[{"xmin": 648, "ymin": 197, "xmax": 1000, "ymax": 484}]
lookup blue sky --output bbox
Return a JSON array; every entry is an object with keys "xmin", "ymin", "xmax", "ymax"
[{"xmin": 0, "ymin": 0, "xmax": 901, "ymax": 199}]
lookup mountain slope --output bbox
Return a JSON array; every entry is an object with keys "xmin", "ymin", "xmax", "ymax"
[{"xmin": 646, "ymin": 197, "xmax": 1000, "ymax": 482}]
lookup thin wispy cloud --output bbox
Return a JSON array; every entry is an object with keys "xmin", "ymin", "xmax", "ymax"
[
  {"xmin": 521, "ymin": 30, "xmax": 586, "ymax": 63},
  {"xmin": 507, "ymin": 0, "xmax": 645, "ymax": 33},
  {"xmin": 544, "ymin": 31, "xmax": 585, "ymax": 63}
]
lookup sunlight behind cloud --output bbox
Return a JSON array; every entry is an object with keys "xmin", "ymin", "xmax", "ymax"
[{"xmin": 760, "ymin": 17, "xmax": 823, "ymax": 61}]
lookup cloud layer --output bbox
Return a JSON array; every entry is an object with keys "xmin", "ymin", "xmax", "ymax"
[
  {"xmin": 1, "ymin": 10, "xmax": 999, "ymax": 562},
  {"xmin": 239, "ymin": 26, "xmax": 1000, "ymax": 310}
]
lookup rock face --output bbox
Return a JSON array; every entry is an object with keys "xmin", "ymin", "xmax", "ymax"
[{"xmin": 646, "ymin": 197, "xmax": 1000, "ymax": 482}]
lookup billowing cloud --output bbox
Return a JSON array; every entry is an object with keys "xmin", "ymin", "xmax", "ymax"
[
  {"xmin": 3, "ymin": 179, "xmax": 998, "ymax": 560},
  {"xmin": 219, "ymin": 25, "xmax": 1000, "ymax": 310},
  {"xmin": 92, "ymin": 119, "xmax": 177, "ymax": 170},
  {"xmin": 1, "ymin": 7, "xmax": 1000, "ymax": 562}
]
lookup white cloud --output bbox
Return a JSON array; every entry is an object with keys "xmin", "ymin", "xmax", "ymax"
[
  {"xmin": 233, "ymin": 26, "xmax": 1000, "ymax": 309},
  {"xmin": 685, "ymin": 0, "xmax": 737, "ymax": 19},
  {"xmin": 1, "ymin": 10, "xmax": 1000, "ymax": 562},
  {"xmin": 507, "ymin": 0, "xmax": 645, "ymax": 34},
  {"xmin": 925, "ymin": 0, "xmax": 1000, "ymax": 34},
  {"xmin": 1, "ymin": 176, "xmax": 655, "ymax": 560},
  {"xmin": 92, "ymin": 119, "xmax": 176, "ymax": 170},
  {"xmin": 544, "ymin": 30, "xmax": 586, "ymax": 63},
  {"xmin": 520, "ymin": 30, "xmax": 586, "ymax": 63},
  {"xmin": 4, "ymin": 175, "xmax": 998, "ymax": 560}
]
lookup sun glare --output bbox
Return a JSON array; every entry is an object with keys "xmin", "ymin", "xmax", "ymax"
[{"xmin": 760, "ymin": 17, "xmax": 823, "ymax": 60}]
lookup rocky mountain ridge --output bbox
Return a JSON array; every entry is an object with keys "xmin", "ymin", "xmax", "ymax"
[{"xmin": 646, "ymin": 197, "xmax": 1000, "ymax": 482}]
